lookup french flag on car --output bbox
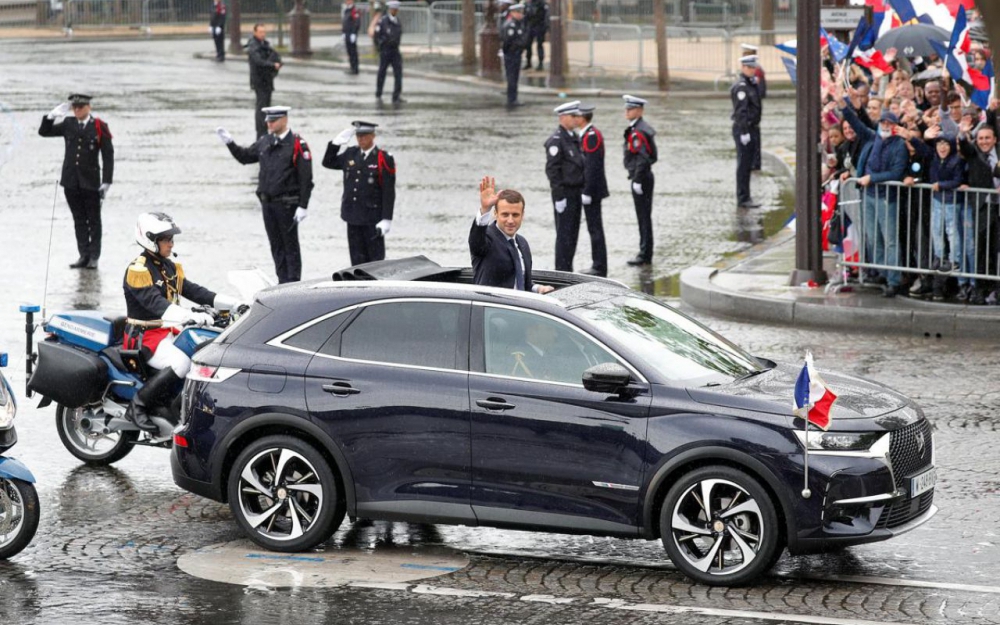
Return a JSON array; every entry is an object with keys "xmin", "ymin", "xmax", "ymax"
[{"xmin": 793, "ymin": 353, "xmax": 837, "ymax": 430}]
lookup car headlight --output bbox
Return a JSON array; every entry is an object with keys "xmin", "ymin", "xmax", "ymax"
[
  {"xmin": 794, "ymin": 430, "xmax": 885, "ymax": 452},
  {"xmin": 0, "ymin": 373, "xmax": 16, "ymax": 428}
]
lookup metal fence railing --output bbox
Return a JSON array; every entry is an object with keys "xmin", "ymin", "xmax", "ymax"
[{"xmin": 834, "ymin": 179, "xmax": 1000, "ymax": 296}]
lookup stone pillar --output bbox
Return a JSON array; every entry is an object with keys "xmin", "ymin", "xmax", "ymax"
[
  {"xmin": 479, "ymin": 0, "xmax": 501, "ymax": 81},
  {"xmin": 289, "ymin": 0, "xmax": 312, "ymax": 58}
]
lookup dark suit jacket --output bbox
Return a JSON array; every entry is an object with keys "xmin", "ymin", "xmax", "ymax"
[{"xmin": 469, "ymin": 220, "xmax": 534, "ymax": 291}]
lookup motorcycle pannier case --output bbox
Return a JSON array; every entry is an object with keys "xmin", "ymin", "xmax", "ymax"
[{"xmin": 28, "ymin": 340, "xmax": 108, "ymax": 408}]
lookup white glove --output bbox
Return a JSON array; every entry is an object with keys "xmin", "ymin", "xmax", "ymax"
[
  {"xmin": 333, "ymin": 126, "xmax": 355, "ymax": 145},
  {"xmin": 216, "ymin": 126, "xmax": 233, "ymax": 145},
  {"xmin": 208, "ymin": 26, "xmax": 214, "ymax": 34},
  {"xmin": 213, "ymin": 294, "xmax": 238, "ymax": 311},
  {"xmin": 632, "ymin": 182, "xmax": 643, "ymax": 195},
  {"xmin": 99, "ymin": 183, "xmax": 111, "ymax": 199},
  {"xmin": 554, "ymin": 199, "xmax": 567, "ymax": 213},
  {"xmin": 350, "ymin": 33, "xmax": 357, "ymax": 43},
  {"xmin": 214, "ymin": 26, "xmax": 222, "ymax": 36},
  {"xmin": 189, "ymin": 311, "xmax": 216, "ymax": 327},
  {"xmin": 163, "ymin": 304, "xmax": 213, "ymax": 327},
  {"xmin": 740, "ymin": 133, "xmax": 751, "ymax": 146},
  {"xmin": 47, "ymin": 102, "xmax": 71, "ymax": 120},
  {"xmin": 376, "ymin": 219, "xmax": 392, "ymax": 236},
  {"xmin": 581, "ymin": 194, "xmax": 592, "ymax": 206},
  {"xmin": 294, "ymin": 207, "xmax": 308, "ymax": 224}
]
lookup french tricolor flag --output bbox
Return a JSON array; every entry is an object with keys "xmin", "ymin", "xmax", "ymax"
[{"xmin": 793, "ymin": 353, "xmax": 837, "ymax": 431}]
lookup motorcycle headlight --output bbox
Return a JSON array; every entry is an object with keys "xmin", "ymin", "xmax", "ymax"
[
  {"xmin": 794, "ymin": 430, "xmax": 885, "ymax": 452},
  {"xmin": 0, "ymin": 373, "xmax": 16, "ymax": 428}
]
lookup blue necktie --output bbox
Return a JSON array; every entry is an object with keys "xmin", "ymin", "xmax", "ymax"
[{"xmin": 508, "ymin": 238, "xmax": 525, "ymax": 291}]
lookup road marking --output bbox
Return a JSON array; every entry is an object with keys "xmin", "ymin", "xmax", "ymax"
[{"xmin": 468, "ymin": 548, "xmax": 1000, "ymax": 596}]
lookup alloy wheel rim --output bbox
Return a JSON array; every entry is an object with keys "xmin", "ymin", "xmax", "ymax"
[
  {"xmin": 237, "ymin": 447, "xmax": 325, "ymax": 542},
  {"xmin": 64, "ymin": 407, "xmax": 125, "ymax": 457},
  {"xmin": 0, "ymin": 477, "xmax": 26, "ymax": 549},
  {"xmin": 670, "ymin": 478, "xmax": 764, "ymax": 576}
]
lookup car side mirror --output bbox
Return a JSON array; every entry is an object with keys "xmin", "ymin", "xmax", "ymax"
[{"xmin": 582, "ymin": 363, "xmax": 632, "ymax": 394}]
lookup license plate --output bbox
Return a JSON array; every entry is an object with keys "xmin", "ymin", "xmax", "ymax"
[{"xmin": 910, "ymin": 467, "xmax": 936, "ymax": 497}]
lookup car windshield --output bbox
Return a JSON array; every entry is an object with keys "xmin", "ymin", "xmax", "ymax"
[{"xmin": 574, "ymin": 294, "xmax": 763, "ymax": 386}]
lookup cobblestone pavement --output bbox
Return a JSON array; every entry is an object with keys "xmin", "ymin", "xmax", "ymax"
[{"xmin": 0, "ymin": 37, "xmax": 997, "ymax": 625}]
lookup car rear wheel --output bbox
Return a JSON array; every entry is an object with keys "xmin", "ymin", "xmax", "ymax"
[
  {"xmin": 660, "ymin": 465, "xmax": 782, "ymax": 586},
  {"xmin": 227, "ymin": 435, "xmax": 345, "ymax": 552}
]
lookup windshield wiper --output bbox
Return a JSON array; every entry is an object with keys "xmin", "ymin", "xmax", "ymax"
[{"xmin": 734, "ymin": 367, "xmax": 772, "ymax": 383}]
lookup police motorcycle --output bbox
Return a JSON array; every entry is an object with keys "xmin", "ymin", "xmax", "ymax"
[
  {"xmin": 0, "ymin": 346, "xmax": 40, "ymax": 559},
  {"xmin": 22, "ymin": 214, "xmax": 262, "ymax": 467}
]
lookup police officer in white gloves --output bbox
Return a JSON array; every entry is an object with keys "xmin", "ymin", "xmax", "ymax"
[{"xmin": 731, "ymin": 55, "xmax": 762, "ymax": 208}]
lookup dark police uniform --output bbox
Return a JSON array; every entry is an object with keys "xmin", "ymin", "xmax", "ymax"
[
  {"xmin": 580, "ymin": 120, "xmax": 609, "ymax": 276},
  {"xmin": 210, "ymin": 0, "xmax": 226, "ymax": 61},
  {"xmin": 375, "ymin": 12, "xmax": 403, "ymax": 102},
  {"xmin": 545, "ymin": 125, "xmax": 585, "ymax": 272},
  {"xmin": 731, "ymin": 72, "xmax": 762, "ymax": 207},
  {"xmin": 122, "ymin": 250, "xmax": 216, "ymax": 355},
  {"xmin": 38, "ymin": 106, "xmax": 114, "ymax": 267},
  {"xmin": 226, "ymin": 130, "xmax": 314, "ymax": 283},
  {"xmin": 342, "ymin": 1, "xmax": 361, "ymax": 74},
  {"xmin": 623, "ymin": 116, "xmax": 658, "ymax": 263},
  {"xmin": 524, "ymin": 0, "xmax": 549, "ymax": 70},
  {"xmin": 501, "ymin": 14, "xmax": 528, "ymax": 105},
  {"xmin": 322, "ymin": 141, "xmax": 396, "ymax": 265},
  {"xmin": 753, "ymin": 64, "xmax": 766, "ymax": 170},
  {"xmin": 247, "ymin": 36, "xmax": 282, "ymax": 138}
]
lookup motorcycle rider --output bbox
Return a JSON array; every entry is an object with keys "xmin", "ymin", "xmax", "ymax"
[{"xmin": 122, "ymin": 213, "xmax": 236, "ymax": 432}]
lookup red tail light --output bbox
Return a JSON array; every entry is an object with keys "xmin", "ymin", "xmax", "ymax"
[{"xmin": 173, "ymin": 434, "xmax": 189, "ymax": 447}]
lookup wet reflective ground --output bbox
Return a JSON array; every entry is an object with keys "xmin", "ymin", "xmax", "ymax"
[{"xmin": 2, "ymin": 37, "xmax": 997, "ymax": 625}]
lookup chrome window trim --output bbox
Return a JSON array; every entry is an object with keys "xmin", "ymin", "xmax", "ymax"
[
  {"xmin": 266, "ymin": 297, "xmax": 649, "ymax": 389},
  {"xmin": 308, "ymin": 280, "xmax": 568, "ymax": 307},
  {"xmin": 475, "ymin": 301, "xmax": 649, "ymax": 385}
]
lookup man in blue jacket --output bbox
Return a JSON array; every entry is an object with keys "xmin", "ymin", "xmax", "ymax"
[{"xmin": 842, "ymin": 101, "xmax": 909, "ymax": 297}]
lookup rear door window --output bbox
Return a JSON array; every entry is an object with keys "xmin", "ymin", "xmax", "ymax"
[{"xmin": 340, "ymin": 301, "xmax": 468, "ymax": 371}]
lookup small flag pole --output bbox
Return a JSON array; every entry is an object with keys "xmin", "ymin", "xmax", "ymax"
[{"xmin": 802, "ymin": 415, "xmax": 812, "ymax": 499}]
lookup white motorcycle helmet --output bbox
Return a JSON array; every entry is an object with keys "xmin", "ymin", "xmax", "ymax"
[{"xmin": 135, "ymin": 212, "xmax": 182, "ymax": 255}]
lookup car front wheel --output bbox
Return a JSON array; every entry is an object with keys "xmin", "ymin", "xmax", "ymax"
[
  {"xmin": 227, "ymin": 435, "xmax": 344, "ymax": 552},
  {"xmin": 660, "ymin": 465, "xmax": 782, "ymax": 586}
]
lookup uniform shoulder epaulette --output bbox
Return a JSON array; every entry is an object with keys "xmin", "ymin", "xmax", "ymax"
[{"xmin": 126, "ymin": 256, "xmax": 153, "ymax": 289}]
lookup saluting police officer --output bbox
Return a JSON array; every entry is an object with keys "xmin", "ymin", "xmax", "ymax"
[
  {"xmin": 622, "ymin": 95, "xmax": 658, "ymax": 266},
  {"xmin": 577, "ymin": 103, "xmax": 608, "ymax": 277},
  {"xmin": 38, "ymin": 93, "xmax": 114, "ymax": 270},
  {"xmin": 375, "ymin": 0, "xmax": 404, "ymax": 103},
  {"xmin": 216, "ymin": 106, "xmax": 313, "ymax": 283},
  {"xmin": 501, "ymin": 3, "xmax": 528, "ymax": 107},
  {"xmin": 732, "ymin": 54, "xmax": 762, "ymax": 208},
  {"xmin": 342, "ymin": 0, "xmax": 361, "ymax": 74},
  {"xmin": 323, "ymin": 121, "xmax": 397, "ymax": 266},
  {"xmin": 545, "ymin": 101, "xmax": 586, "ymax": 272}
]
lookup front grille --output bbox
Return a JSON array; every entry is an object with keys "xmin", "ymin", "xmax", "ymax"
[
  {"xmin": 888, "ymin": 419, "xmax": 933, "ymax": 488},
  {"xmin": 877, "ymin": 491, "xmax": 934, "ymax": 529}
]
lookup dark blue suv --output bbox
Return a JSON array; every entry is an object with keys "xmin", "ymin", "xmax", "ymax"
[{"xmin": 172, "ymin": 258, "xmax": 936, "ymax": 586}]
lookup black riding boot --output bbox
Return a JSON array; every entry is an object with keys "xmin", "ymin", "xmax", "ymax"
[{"xmin": 126, "ymin": 367, "xmax": 182, "ymax": 433}]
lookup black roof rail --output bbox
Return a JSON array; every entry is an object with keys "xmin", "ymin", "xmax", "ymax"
[{"xmin": 331, "ymin": 255, "xmax": 464, "ymax": 282}]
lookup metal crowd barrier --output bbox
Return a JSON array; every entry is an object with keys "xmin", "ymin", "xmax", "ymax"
[{"xmin": 835, "ymin": 179, "xmax": 1000, "ymax": 286}]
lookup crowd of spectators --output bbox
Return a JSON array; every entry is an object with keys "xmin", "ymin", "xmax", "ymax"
[{"xmin": 819, "ymin": 17, "xmax": 1000, "ymax": 305}]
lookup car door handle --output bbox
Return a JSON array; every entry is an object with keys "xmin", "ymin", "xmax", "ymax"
[
  {"xmin": 322, "ymin": 382, "xmax": 360, "ymax": 396},
  {"xmin": 476, "ymin": 398, "xmax": 515, "ymax": 411}
]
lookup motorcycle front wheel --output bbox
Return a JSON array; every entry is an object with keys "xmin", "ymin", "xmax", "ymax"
[
  {"xmin": 0, "ymin": 476, "xmax": 40, "ymax": 559},
  {"xmin": 56, "ymin": 404, "xmax": 139, "ymax": 466}
]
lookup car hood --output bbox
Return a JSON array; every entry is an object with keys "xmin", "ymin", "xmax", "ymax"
[{"xmin": 686, "ymin": 362, "xmax": 910, "ymax": 420}]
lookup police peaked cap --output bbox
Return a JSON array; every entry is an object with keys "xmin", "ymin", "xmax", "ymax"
[
  {"xmin": 352, "ymin": 120, "xmax": 378, "ymax": 134},
  {"xmin": 577, "ymin": 102, "xmax": 596, "ymax": 114},
  {"xmin": 622, "ymin": 95, "xmax": 646, "ymax": 109},
  {"xmin": 554, "ymin": 100, "xmax": 581, "ymax": 116},
  {"xmin": 262, "ymin": 106, "xmax": 292, "ymax": 121},
  {"xmin": 68, "ymin": 93, "xmax": 93, "ymax": 105},
  {"xmin": 739, "ymin": 55, "xmax": 759, "ymax": 67}
]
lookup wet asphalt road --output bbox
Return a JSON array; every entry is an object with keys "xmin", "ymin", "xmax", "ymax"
[{"xmin": 1, "ymin": 37, "xmax": 998, "ymax": 625}]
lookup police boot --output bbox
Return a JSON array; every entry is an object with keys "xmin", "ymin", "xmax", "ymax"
[
  {"xmin": 69, "ymin": 256, "xmax": 89, "ymax": 269},
  {"xmin": 126, "ymin": 367, "xmax": 182, "ymax": 433}
]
